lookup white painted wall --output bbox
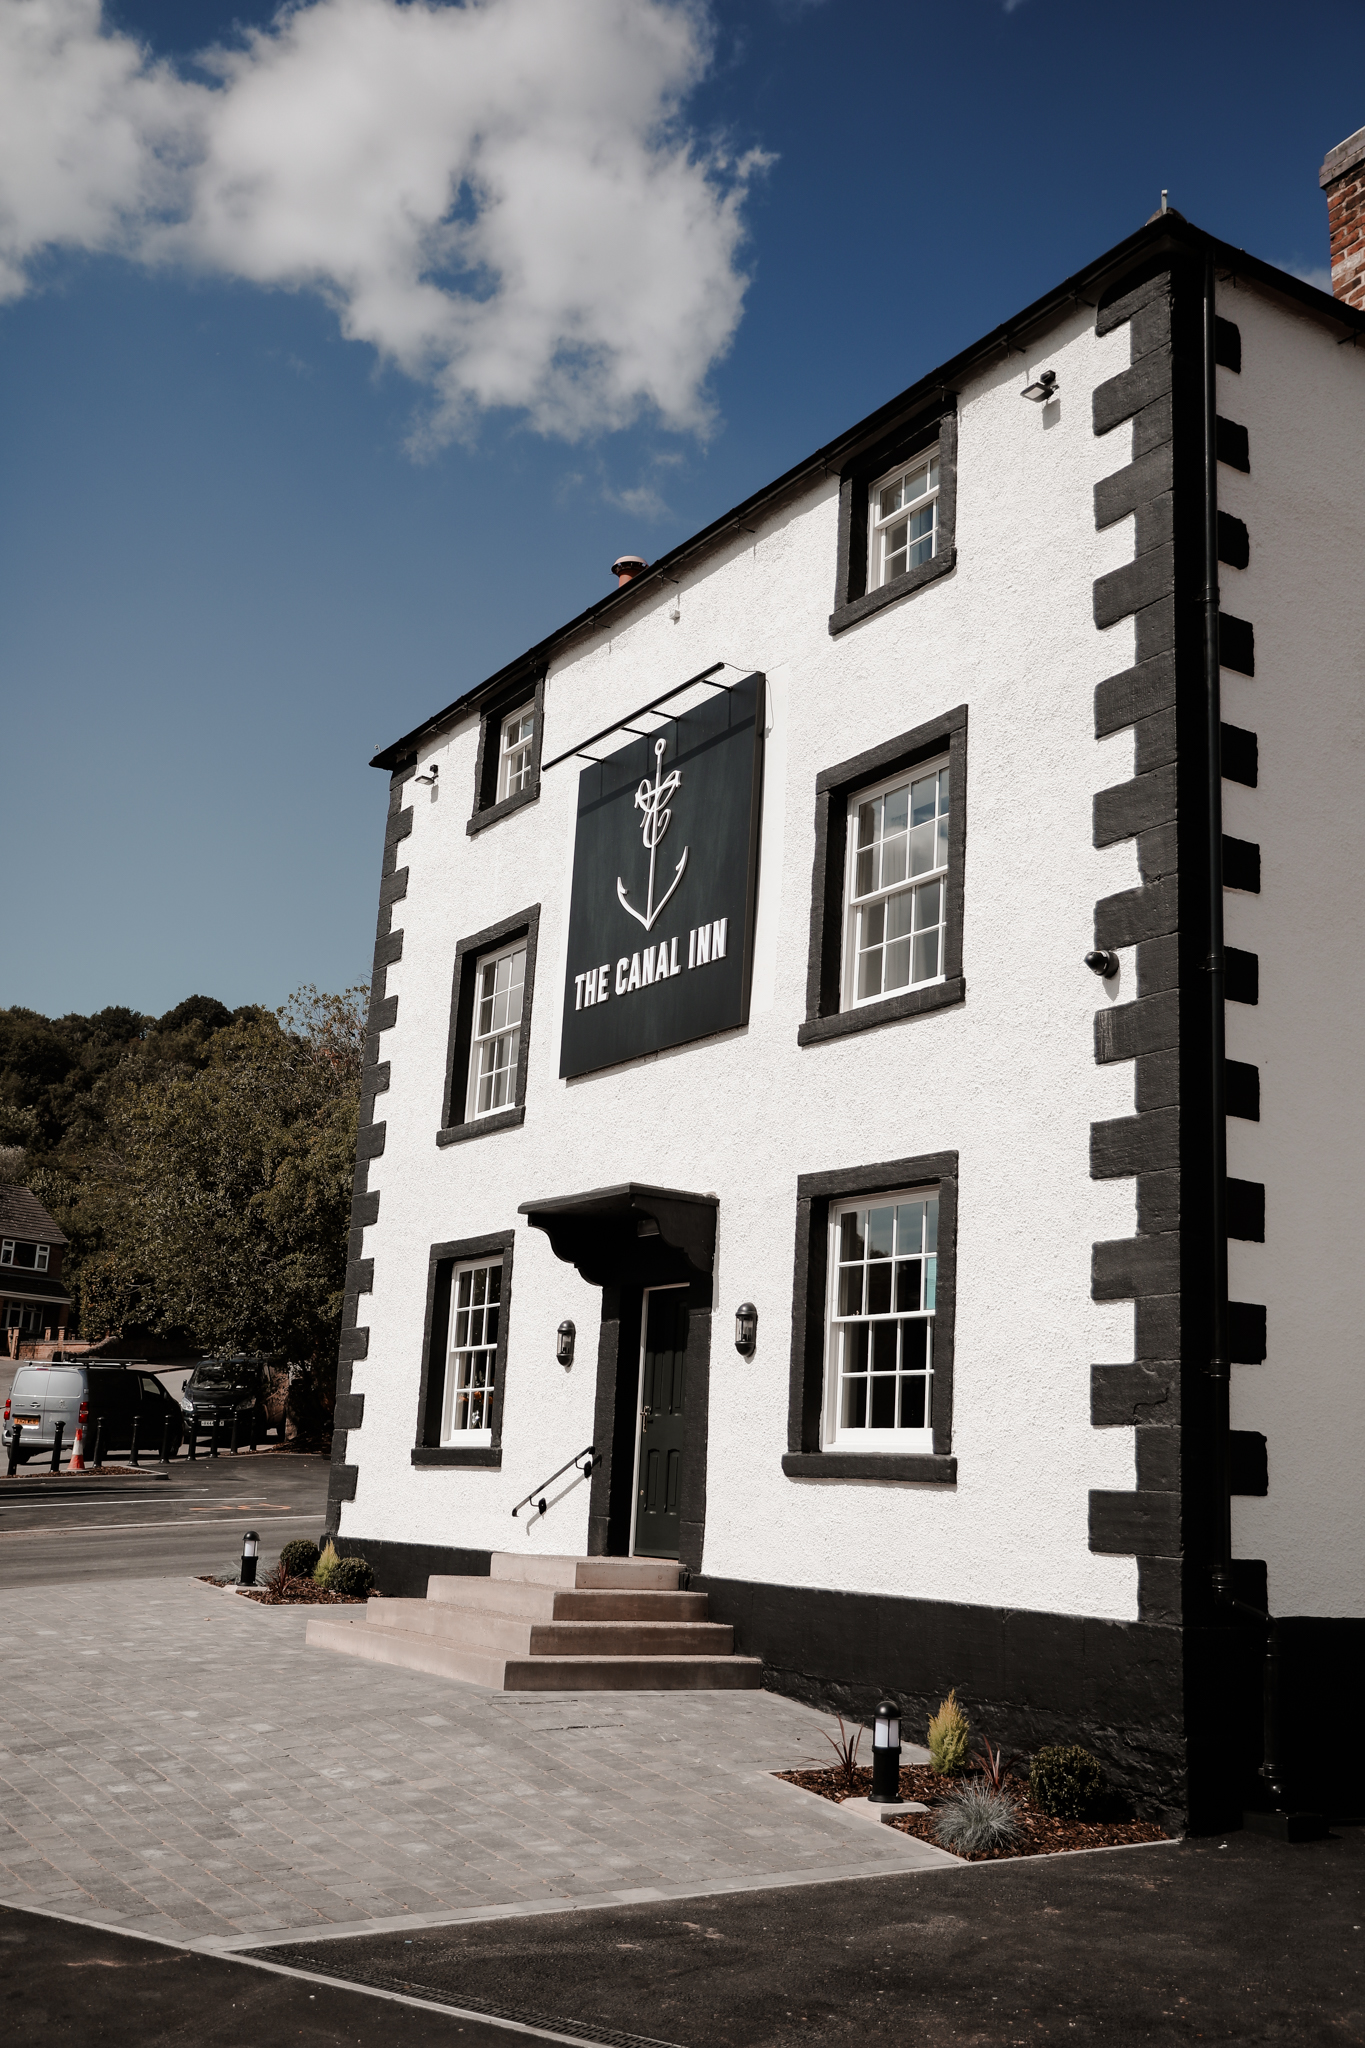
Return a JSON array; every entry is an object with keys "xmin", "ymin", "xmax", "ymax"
[
  {"xmin": 1218, "ymin": 279, "xmax": 1365, "ymax": 1619},
  {"xmin": 343, "ymin": 300, "xmax": 1152, "ymax": 1620}
]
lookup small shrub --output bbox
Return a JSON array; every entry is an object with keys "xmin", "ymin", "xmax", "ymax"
[
  {"xmin": 819, "ymin": 1716, "xmax": 864, "ymax": 1789},
  {"xmin": 934, "ymin": 1783, "xmax": 1019, "ymax": 1855},
  {"xmin": 313, "ymin": 1539, "xmax": 340, "ymax": 1588},
  {"xmin": 971, "ymin": 1734, "xmax": 1018, "ymax": 1792},
  {"xmin": 330, "ymin": 1556, "xmax": 376, "ymax": 1599},
  {"xmin": 927, "ymin": 1689, "xmax": 972, "ymax": 1775},
  {"xmin": 279, "ymin": 1539, "xmax": 320, "ymax": 1580},
  {"xmin": 1030, "ymin": 1744, "xmax": 1105, "ymax": 1819}
]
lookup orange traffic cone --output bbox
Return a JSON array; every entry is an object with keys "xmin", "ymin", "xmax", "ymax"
[{"xmin": 68, "ymin": 1420, "xmax": 86, "ymax": 1471}]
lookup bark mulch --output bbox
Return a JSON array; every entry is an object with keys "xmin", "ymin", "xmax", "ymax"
[
  {"xmin": 196, "ymin": 1573, "xmax": 365, "ymax": 1605},
  {"xmin": 774, "ymin": 1765, "xmax": 1170, "ymax": 1860}
]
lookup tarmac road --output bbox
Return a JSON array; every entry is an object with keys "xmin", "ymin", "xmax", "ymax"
[{"xmin": 0, "ymin": 1449, "xmax": 332, "ymax": 1589}]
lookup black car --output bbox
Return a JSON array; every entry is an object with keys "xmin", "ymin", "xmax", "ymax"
[{"xmin": 179, "ymin": 1357, "xmax": 283, "ymax": 1447}]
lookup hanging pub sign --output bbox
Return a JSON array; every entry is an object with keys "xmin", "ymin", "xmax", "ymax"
[{"xmin": 559, "ymin": 670, "xmax": 765, "ymax": 1080}]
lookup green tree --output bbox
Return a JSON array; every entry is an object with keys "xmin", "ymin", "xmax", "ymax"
[{"xmin": 84, "ymin": 987, "xmax": 366, "ymax": 1428}]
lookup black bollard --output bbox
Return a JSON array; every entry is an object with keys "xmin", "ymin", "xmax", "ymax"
[
  {"xmin": 250, "ymin": 1408, "xmax": 258, "ymax": 1453},
  {"xmin": 239, "ymin": 1529, "xmax": 259, "ymax": 1586},
  {"xmin": 50, "ymin": 1419, "xmax": 65, "ymax": 1474},
  {"xmin": 230, "ymin": 1408, "xmax": 240, "ymax": 1456},
  {"xmin": 92, "ymin": 1417, "xmax": 105, "ymax": 1469},
  {"xmin": 869, "ymin": 1698, "xmax": 902, "ymax": 1804},
  {"xmin": 160, "ymin": 1415, "xmax": 174, "ymax": 1464},
  {"xmin": 7, "ymin": 1424, "xmax": 21, "ymax": 1476},
  {"xmin": 129, "ymin": 1417, "xmax": 140, "ymax": 1468},
  {"xmin": 209, "ymin": 1414, "xmax": 220, "ymax": 1459},
  {"xmin": 186, "ymin": 1422, "xmax": 196, "ymax": 1461}
]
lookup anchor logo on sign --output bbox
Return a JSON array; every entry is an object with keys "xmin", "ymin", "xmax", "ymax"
[{"xmin": 617, "ymin": 736, "xmax": 689, "ymax": 933}]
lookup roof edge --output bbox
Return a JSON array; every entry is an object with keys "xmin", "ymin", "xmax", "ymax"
[{"xmin": 371, "ymin": 215, "xmax": 1364, "ymax": 774}]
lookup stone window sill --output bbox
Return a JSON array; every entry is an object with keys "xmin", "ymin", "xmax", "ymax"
[
  {"xmin": 798, "ymin": 975, "xmax": 965, "ymax": 1047},
  {"xmin": 411, "ymin": 1445, "xmax": 503, "ymax": 1469},
  {"xmin": 828, "ymin": 548, "xmax": 956, "ymax": 637},
  {"xmin": 781, "ymin": 1451, "xmax": 956, "ymax": 1484},
  {"xmin": 437, "ymin": 1106, "xmax": 526, "ymax": 1147},
  {"xmin": 467, "ymin": 784, "xmax": 540, "ymax": 837}
]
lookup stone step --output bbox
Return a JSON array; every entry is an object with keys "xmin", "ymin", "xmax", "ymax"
[
  {"xmin": 425, "ymin": 1578, "xmax": 709, "ymax": 1623},
  {"xmin": 364, "ymin": 1598, "xmax": 732, "ymax": 1659},
  {"xmin": 487, "ymin": 1551, "xmax": 681, "ymax": 1591},
  {"xmin": 500, "ymin": 1655, "xmax": 762, "ymax": 1692},
  {"xmin": 306, "ymin": 1615, "xmax": 762, "ymax": 1692},
  {"xmin": 306, "ymin": 1614, "xmax": 507, "ymax": 1689}
]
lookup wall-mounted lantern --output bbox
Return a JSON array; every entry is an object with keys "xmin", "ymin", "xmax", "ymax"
[
  {"xmin": 869, "ymin": 1697, "xmax": 902, "ymax": 1804},
  {"xmin": 556, "ymin": 1320, "xmax": 576, "ymax": 1370},
  {"xmin": 734, "ymin": 1302, "xmax": 758, "ymax": 1358}
]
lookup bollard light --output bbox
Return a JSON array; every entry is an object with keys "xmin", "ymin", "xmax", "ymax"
[
  {"xmin": 556, "ymin": 1320, "xmax": 576, "ymax": 1370},
  {"xmin": 734, "ymin": 1303, "xmax": 758, "ymax": 1357},
  {"xmin": 240, "ymin": 1529, "xmax": 260, "ymax": 1587},
  {"xmin": 869, "ymin": 1697, "xmax": 902, "ymax": 1804}
]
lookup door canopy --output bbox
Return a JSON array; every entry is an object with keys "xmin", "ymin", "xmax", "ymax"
[{"xmin": 518, "ymin": 1183, "xmax": 716, "ymax": 1293}]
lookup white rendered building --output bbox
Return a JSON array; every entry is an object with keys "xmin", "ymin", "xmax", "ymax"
[{"xmin": 324, "ymin": 181, "xmax": 1365, "ymax": 1830}]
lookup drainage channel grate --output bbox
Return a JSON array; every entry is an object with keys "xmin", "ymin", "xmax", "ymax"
[{"xmin": 241, "ymin": 1959, "xmax": 685, "ymax": 2048}]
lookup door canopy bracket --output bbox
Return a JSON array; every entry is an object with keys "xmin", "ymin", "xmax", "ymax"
[{"xmin": 518, "ymin": 1183, "xmax": 716, "ymax": 1294}]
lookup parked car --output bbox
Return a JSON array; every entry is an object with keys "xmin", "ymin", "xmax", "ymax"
[
  {"xmin": 2, "ymin": 1362, "xmax": 183, "ymax": 1462},
  {"xmin": 179, "ymin": 1355, "xmax": 287, "ymax": 1446}
]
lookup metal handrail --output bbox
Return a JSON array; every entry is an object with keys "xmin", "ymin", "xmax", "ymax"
[{"xmin": 511, "ymin": 1445, "xmax": 595, "ymax": 1520}]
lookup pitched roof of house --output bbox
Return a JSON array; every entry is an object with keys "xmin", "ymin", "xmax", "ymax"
[
  {"xmin": 371, "ymin": 212, "xmax": 1365, "ymax": 775},
  {"xmin": 0, "ymin": 1186, "xmax": 69, "ymax": 1247}
]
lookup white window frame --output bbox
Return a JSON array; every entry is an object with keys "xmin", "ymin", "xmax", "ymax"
[
  {"xmin": 497, "ymin": 703, "xmax": 536, "ymax": 803},
  {"xmin": 0, "ymin": 1240, "xmax": 46, "ymax": 1271},
  {"xmin": 841, "ymin": 758, "xmax": 950, "ymax": 1010},
  {"xmin": 824, "ymin": 1186, "xmax": 938, "ymax": 1452},
  {"xmin": 440, "ymin": 1255, "xmax": 503, "ymax": 1446},
  {"xmin": 867, "ymin": 448, "xmax": 939, "ymax": 591},
  {"xmin": 465, "ymin": 939, "xmax": 527, "ymax": 1121}
]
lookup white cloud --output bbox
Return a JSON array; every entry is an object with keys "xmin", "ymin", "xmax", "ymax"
[{"xmin": 0, "ymin": 0, "xmax": 771, "ymax": 443}]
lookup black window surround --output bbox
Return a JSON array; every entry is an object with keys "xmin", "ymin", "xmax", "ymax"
[
  {"xmin": 799, "ymin": 704, "xmax": 967, "ymax": 1047},
  {"xmin": 467, "ymin": 669, "xmax": 546, "ymax": 837},
  {"xmin": 829, "ymin": 403, "xmax": 958, "ymax": 636},
  {"xmin": 437, "ymin": 904, "xmax": 541, "ymax": 1146},
  {"xmin": 785, "ymin": 1150, "xmax": 959, "ymax": 1483},
  {"xmin": 412, "ymin": 1230, "xmax": 515, "ymax": 1467}
]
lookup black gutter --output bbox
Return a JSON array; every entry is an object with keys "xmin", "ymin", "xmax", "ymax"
[
  {"xmin": 1203, "ymin": 252, "xmax": 1232, "ymax": 1608},
  {"xmin": 371, "ymin": 218, "xmax": 1365, "ymax": 774}
]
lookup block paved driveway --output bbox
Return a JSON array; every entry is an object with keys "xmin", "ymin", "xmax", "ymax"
[{"xmin": 0, "ymin": 1578, "xmax": 951, "ymax": 1950}]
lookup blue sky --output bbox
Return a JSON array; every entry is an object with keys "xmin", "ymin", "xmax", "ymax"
[{"xmin": 2, "ymin": 0, "xmax": 1358, "ymax": 1020}]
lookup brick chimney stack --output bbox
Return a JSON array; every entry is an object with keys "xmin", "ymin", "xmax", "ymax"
[{"xmin": 1320, "ymin": 125, "xmax": 1365, "ymax": 309}]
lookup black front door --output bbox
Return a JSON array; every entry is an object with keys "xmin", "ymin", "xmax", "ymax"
[{"xmin": 633, "ymin": 1286, "xmax": 688, "ymax": 1559}]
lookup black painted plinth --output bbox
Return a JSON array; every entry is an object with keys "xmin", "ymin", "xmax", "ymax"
[{"xmin": 1242, "ymin": 1808, "xmax": 1330, "ymax": 1844}]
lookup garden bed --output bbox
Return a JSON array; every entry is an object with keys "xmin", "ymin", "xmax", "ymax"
[
  {"xmin": 774, "ymin": 1765, "xmax": 1169, "ymax": 1860},
  {"xmin": 197, "ymin": 1573, "xmax": 365, "ymax": 1605}
]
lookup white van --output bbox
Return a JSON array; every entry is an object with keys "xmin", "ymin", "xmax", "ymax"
[{"xmin": 2, "ymin": 1362, "xmax": 183, "ymax": 1463}]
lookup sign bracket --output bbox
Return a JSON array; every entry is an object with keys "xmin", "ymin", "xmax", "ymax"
[{"xmin": 541, "ymin": 662, "xmax": 743, "ymax": 773}]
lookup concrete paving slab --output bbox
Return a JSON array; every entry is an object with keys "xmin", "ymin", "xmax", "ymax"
[{"xmin": 0, "ymin": 1576, "xmax": 949, "ymax": 1949}]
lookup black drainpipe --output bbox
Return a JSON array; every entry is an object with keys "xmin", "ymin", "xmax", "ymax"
[
  {"xmin": 1201, "ymin": 253, "xmax": 1233, "ymax": 1608},
  {"xmin": 1202, "ymin": 255, "xmax": 1292, "ymax": 1816}
]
